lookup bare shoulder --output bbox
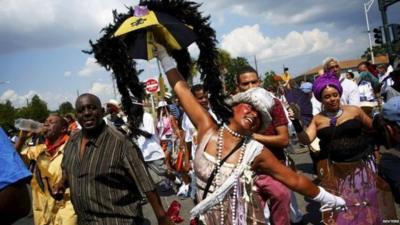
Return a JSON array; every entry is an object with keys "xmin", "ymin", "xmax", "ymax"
[{"xmin": 342, "ymin": 105, "xmax": 363, "ymax": 116}]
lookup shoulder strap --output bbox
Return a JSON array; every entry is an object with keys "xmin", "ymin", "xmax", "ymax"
[{"xmin": 202, "ymin": 138, "xmax": 245, "ymax": 200}]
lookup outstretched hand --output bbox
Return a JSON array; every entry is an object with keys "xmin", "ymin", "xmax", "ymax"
[{"xmin": 314, "ymin": 186, "xmax": 347, "ymax": 212}]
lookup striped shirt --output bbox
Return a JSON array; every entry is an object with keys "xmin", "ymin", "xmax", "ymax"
[{"xmin": 62, "ymin": 123, "xmax": 155, "ymax": 224}]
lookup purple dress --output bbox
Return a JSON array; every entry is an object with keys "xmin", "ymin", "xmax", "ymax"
[{"xmin": 317, "ymin": 119, "xmax": 397, "ymax": 225}]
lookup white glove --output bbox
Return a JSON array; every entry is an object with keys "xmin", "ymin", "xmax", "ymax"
[
  {"xmin": 313, "ymin": 186, "xmax": 346, "ymax": 212},
  {"xmin": 153, "ymin": 42, "xmax": 177, "ymax": 73}
]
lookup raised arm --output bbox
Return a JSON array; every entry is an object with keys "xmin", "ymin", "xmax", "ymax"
[{"xmin": 155, "ymin": 43, "xmax": 216, "ymax": 137}]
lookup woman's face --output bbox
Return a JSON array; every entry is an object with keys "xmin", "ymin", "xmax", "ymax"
[
  {"xmin": 321, "ymin": 86, "xmax": 341, "ymax": 111},
  {"xmin": 231, "ymin": 103, "xmax": 261, "ymax": 132}
]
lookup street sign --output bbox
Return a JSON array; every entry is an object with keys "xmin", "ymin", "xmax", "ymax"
[{"xmin": 145, "ymin": 78, "xmax": 159, "ymax": 93}]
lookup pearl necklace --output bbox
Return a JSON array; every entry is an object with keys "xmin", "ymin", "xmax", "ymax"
[
  {"xmin": 223, "ymin": 123, "xmax": 245, "ymax": 139},
  {"xmin": 215, "ymin": 126, "xmax": 247, "ymax": 225},
  {"xmin": 323, "ymin": 108, "xmax": 343, "ymax": 118}
]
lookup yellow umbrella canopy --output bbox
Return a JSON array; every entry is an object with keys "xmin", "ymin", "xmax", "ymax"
[{"xmin": 113, "ymin": 9, "xmax": 197, "ymax": 60}]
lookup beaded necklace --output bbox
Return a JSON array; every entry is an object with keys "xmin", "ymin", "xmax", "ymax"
[
  {"xmin": 323, "ymin": 108, "xmax": 343, "ymax": 127},
  {"xmin": 215, "ymin": 126, "xmax": 247, "ymax": 225},
  {"xmin": 223, "ymin": 123, "xmax": 245, "ymax": 139}
]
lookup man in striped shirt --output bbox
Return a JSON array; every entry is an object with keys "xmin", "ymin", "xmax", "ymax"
[{"xmin": 57, "ymin": 93, "xmax": 173, "ymax": 225}]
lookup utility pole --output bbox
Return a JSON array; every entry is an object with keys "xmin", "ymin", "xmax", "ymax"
[
  {"xmin": 253, "ymin": 55, "xmax": 258, "ymax": 74},
  {"xmin": 364, "ymin": 0, "xmax": 375, "ymax": 63}
]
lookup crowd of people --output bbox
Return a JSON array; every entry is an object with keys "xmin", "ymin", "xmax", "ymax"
[{"xmin": 1, "ymin": 41, "xmax": 400, "ymax": 225}]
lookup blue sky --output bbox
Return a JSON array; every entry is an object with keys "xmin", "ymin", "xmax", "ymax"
[{"xmin": 1, "ymin": 0, "xmax": 399, "ymax": 110}]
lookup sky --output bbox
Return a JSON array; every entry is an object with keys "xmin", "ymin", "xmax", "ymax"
[{"xmin": 1, "ymin": 0, "xmax": 399, "ymax": 110}]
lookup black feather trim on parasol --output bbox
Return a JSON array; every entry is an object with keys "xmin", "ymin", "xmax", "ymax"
[{"xmin": 84, "ymin": 0, "xmax": 232, "ymax": 138}]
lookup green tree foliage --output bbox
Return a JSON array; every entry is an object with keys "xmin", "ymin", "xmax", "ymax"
[
  {"xmin": 58, "ymin": 101, "xmax": 75, "ymax": 115},
  {"xmin": 262, "ymin": 71, "xmax": 279, "ymax": 93},
  {"xmin": 0, "ymin": 100, "xmax": 16, "ymax": 132},
  {"xmin": 217, "ymin": 49, "xmax": 251, "ymax": 94},
  {"xmin": 17, "ymin": 95, "xmax": 49, "ymax": 122},
  {"xmin": 361, "ymin": 45, "xmax": 388, "ymax": 60}
]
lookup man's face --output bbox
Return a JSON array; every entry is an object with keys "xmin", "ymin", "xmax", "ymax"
[
  {"xmin": 106, "ymin": 104, "xmax": 119, "ymax": 115},
  {"xmin": 193, "ymin": 89, "xmax": 209, "ymax": 110},
  {"xmin": 237, "ymin": 72, "xmax": 260, "ymax": 92},
  {"xmin": 43, "ymin": 115, "xmax": 66, "ymax": 141},
  {"xmin": 76, "ymin": 95, "xmax": 104, "ymax": 131},
  {"xmin": 327, "ymin": 61, "xmax": 341, "ymax": 77},
  {"xmin": 358, "ymin": 64, "xmax": 368, "ymax": 72}
]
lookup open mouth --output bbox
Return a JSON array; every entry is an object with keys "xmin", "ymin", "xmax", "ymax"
[{"xmin": 244, "ymin": 117, "xmax": 255, "ymax": 126}]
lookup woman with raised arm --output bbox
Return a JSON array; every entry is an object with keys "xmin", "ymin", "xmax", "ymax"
[
  {"xmin": 288, "ymin": 70, "xmax": 397, "ymax": 224},
  {"xmin": 154, "ymin": 43, "xmax": 346, "ymax": 225}
]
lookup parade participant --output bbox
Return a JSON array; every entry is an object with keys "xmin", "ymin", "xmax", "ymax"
[
  {"xmin": 64, "ymin": 113, "xmax": 80, "ymax": 135},
  {"xmin": 15, "ymin": 114, "xmax": 77, "ymax": 225},
  {"xmin": 56, "ymin": 93, "xmax": 174, "ymax": 225},
  {"xmin": 0, "ymin": 127, "xmax": 31, "ymax": 225},
  {"xmin": 322, "ymin": 57, "xmax": 360, "ymax": 107},
  {"xmin": 155, "ymin": 43, "xmax": 346, "ymax": 225},
  {"xmin": 136, "ymin": 102, "xmax": 169, "ymax": 188},
  {"xmin": 235, "ymin": 65, "xmax": 302, "ymax": 225},
  {"xmin": 375, "ymin": 96, "xmax": 400, "ymax": 203},
  {"xmin": 385, "ymin": 68, "xmax": 400, "ymax": 101},
  {"xmin": 357, "ymin": 61, "xmax": 380, "ymax": 104},
  {"xmin": 103, "ymin": 99, "xmax": 127, "ymax": 130},
  {"xmin": 289, "ymin": 70, "xmax": 397, "ymax": 224},
  {"xmin": 181, "ymin": 84, "xmax": 220, "ymax": 199}
]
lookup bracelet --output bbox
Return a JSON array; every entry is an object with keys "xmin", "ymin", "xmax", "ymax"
[{"xmin": 292, "ymin": 119, "xmax": 303, "ymax": 133}]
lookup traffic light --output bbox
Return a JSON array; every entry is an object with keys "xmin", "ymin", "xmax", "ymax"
[
  {"xmin": 373, "ymin": 27, "xmax": 383, "ymax": 44},
  {"xmin": 390, "ymin": 24, "xmax": 400, "ymax": 43}
]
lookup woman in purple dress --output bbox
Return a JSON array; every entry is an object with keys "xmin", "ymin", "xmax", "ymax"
[{"xmin": 289, "ymin": 71, "xmax": 397, "ymax": 224}]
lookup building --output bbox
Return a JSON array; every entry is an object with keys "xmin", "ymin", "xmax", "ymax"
[{"xmin": 294, "ymin": 55, "xmax": 389, "ymax": 82}]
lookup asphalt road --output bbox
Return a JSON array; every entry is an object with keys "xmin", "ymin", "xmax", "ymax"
[{"xmin": 13, "ymin": 149, "xmax": 400, "ymax": 225}]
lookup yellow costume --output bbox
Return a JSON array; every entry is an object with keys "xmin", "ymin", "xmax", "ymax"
[{"xmin": 22, "ymin": 142, "xmax": 76, "ymax": 225}]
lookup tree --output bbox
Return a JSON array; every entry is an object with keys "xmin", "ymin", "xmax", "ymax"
[
  {"xmin": 216, "ymin": 49, "xmax": 250, "ymax": 94},
  {"xmin": 17, "ymin": 95, "xmax": 49, "ymax": 122},
  {"xmin": 0, "ymin": 100, "xmax": 16, "ymax": 132},
  {"xmin": 361, "ymin": 45, "xmax": 388, "ymax": 60},
  {"xmin": 262, "ymin": 70, "xmax": 279, "ymax": 93},
  {"xmin": 58, "ymin": 101, "xmax": 75, "ymax": 115}
]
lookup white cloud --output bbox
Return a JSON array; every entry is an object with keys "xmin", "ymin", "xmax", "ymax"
[
  {"xmin": 64, "ymin": 71, "xmax": 72, "ymax": 77},
  {"xmin": 1, "ymin": 89, "xmax": 38, "ymax": 107},
  {"xmin": 88, "ymin": 82, "xmax": 118, "ymax": 105},
  {"xmin": 220, "ymin": 25, "xmax": 355, "ymax": 62},
  {"xmin": 0, "ymin": 89, "xmax": 76, "ymax": 110},
  {"xmin": 0, "ymin": 0, "xmax": 134, "ymax": 53},
  {"xmin": 78, "ymin": 57, "xmax": 103, "ymax": 77}
]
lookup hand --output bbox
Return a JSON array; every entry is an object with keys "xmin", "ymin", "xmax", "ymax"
[
  {"xmin": 314, "ymin": 186, "xmax": 347, "ymax": 211},
  {"xmin": 153, "ymin": 42, "xmax": 177, "ymax": 73},
  {"xmin": 158, "ymin": 215, "xmax": 175, "ymax": 225},
  {"xmin": 19, "ymin": 130, "xmax": 35, "ymax": 140},
  {"xmin": 52, "ymin": 182, "xmax": 66, "ymax": 201},
  {"xmin": 287, "ymin": 103, "xmax": 300, "ymax": 121}
]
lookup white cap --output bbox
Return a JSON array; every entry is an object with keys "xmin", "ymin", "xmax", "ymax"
[
  {"xmin": 107, "ymin": 99, "xmax": 120, "ymax": 108},
  {"xmin": 157, "ymin": 100, "xmax": 168, "ymax": 108}
]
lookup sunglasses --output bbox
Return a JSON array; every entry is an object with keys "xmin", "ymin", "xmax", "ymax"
[{"xmin": 328, "ymin": 65, "xmax": 340, "ymax": 70}]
